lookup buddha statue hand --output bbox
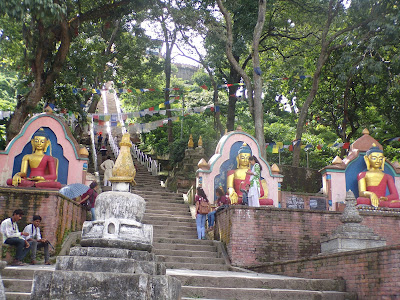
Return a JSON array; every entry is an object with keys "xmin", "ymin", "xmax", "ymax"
[
  {"xmin": 228, "ymin": 188, "xmax": 238, "ymax": 204},
  {"xmin": 30, "ymin": 176, "xmax": 45, "ymax": 182},
  {"xmin": 12, "ymin": 173, "xmax": 24, "ymax": 187}
]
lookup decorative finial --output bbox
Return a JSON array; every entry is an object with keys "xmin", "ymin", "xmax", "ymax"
[
  {"xmin": 236, "ymin": 125, "xmax": 243, "ymax": 131},
  {"xmin": 188, "ymin": 134, "xmax": 194, "ymax": 149},
  {"xmin": 198, "ymin": 136, "xmax": 203, "ymax": 148},
  {"xmin": 197, "ymin": 158, "xmax": 210, "ymax": 170},
  {"xmin": 109, "ymin": 133, "xmax": 136, "ymax": 185},
  {"xmin": 332, "ymin": 156, "xmax": 343, "ymax": 165},
  {"xmin": 271, "ymin": 164, "xmax": 280, "ymax": 173},
  {"xmin": 362, "ymin": 128, "xmax": 370, "ymax": 135}
]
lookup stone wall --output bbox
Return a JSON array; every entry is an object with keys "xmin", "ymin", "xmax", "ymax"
[
  {"xmin": 214, "ymin": 206, "xmax": 400, "ymax": 267},
  {"xmin": 249, "ymin": 245, "xmax": 400, "ymax": 299},
  {"xmin": 278, "ymin": 165, "xmax": 321, "ymax": 193},
  {"xmin": 0, "ymin": 187, "xmax": 86, "ymax": 253}
]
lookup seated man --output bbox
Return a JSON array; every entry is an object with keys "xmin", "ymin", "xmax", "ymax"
[
  {"xmin": 23, "ymin": 215, "xmax": 50, "ymax": 265},
  {"xmin": 7, "ymin": 129, "xmax": 61, "ymax": 188},
  {"xmin": 357, "ymin": 144, "xmax": 400, "ymax": 208},
  {"xmin": 0, "ymin": 209, "xmax": 30, "ymax": 266}
]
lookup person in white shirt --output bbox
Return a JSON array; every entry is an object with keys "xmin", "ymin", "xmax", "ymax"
[
  {"xmin": 100, "ymin": 156, "xmax": 114, "ymax": 186},
  {"xmin": 23, "ymin": 215, "xmax": 50, "ymax": 265},
  {"xmin": 0, "ymin": 209, "xmax": 30, "ymax": 266}
]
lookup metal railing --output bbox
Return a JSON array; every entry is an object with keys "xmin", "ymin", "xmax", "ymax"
[{"xmin": 132, "ymin": 144, "xmax": 161, "ymax": 176}]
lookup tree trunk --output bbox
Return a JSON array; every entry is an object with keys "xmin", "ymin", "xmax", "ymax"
[
  {"xmin": 251, "ymin": 0, "xmax": 267, "ymax": 159},
  {"xmin": 217, "ymin": 0, "xmax": 267, "ymax": 158},
  {"xmin": 6, "ymin": 19, "xmax": 71, "ymax": 142}
]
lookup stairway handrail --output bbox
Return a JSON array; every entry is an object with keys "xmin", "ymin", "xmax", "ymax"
[{"xmin": 131, "ymin": 144, "xmax": 160, "ymax": 176}]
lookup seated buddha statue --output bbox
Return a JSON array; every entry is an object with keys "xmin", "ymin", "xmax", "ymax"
[
  {"xmin": 357, "ymin": 144, "xmax": 400, "ymax": 208},
  {"xmin": 7, "ymin": 129, "xmax": 61, "ymax": 189},
  {"xmin": 227, "ymin": 143, "xmax": 268, "ymax": 204}
]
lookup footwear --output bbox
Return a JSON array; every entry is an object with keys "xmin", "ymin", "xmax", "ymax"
[
  {"xmin": 31, "ymin": 260, "xmax": 37, "ymax": 265},
  {"xmin": 44, "ymin": 261, "xmax": 51, "ymax": 265},
  {"xmin": 11, "ymin": 260, "xmax": 26, "ymax": 266}
]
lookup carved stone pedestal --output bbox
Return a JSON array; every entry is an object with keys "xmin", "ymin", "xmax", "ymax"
[{"xmin": 321, "ymin": 190, "xmax": 386, "ymax": 254}]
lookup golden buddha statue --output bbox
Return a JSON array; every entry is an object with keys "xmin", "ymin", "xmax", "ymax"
[
  {"xmin": 357, "ymin": 144, "xmax": 400, "ymax": 208},
  {"xmin": 226, "ymin": 143, "xmax": 268, "ymax": 204},
  {"xmin": 7, "ymin": 129, "xmax": 61, "ymax": 189}
]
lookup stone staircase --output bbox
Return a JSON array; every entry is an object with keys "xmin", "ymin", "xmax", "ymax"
[{"xmin": 132, "ymin": 162, "xmax": 229, "ymax": 272}]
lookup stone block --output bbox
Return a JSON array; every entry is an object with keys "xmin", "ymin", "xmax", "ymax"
[
  {"xmin": 55, "ymin": 256, "xmax": 162, "ymax": 275},
  {"xmin": 81, "ymin": 218, "xmax": 153, "ymax": 251},
  {"xmin": 69, "ymin": 246, "xmax": 155, "ymax": 261},
  {"xmin": 31, "ymin": 270, "xmax": 181, "ymax": 300}
]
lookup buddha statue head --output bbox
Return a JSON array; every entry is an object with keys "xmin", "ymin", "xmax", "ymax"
[
  {"xmin": 236, "ymin": 143, "xmax": 252, "ymax": 169},
  {"xmin": 364, "ymin": 144, "xmax": 385, "ymax": 171},
  {"xmin": 31, "ymin": 129, "xmax": 51, "ymax": 153}
]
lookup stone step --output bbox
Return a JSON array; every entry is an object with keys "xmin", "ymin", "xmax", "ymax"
[
  {"xmin": 1, "ymin": 268, "xmax": 35, "ymax": 280},
  {"xmin": 2, "ymin": 278, "xmax": 32, "ymax": 293},
  {"xmin": 153, "ymin": 230, "xmax": 197, "ymax": 239},
  {"xmin": 4, "ymin": 292, "xmax": 31, "ymax": 300},
  {"xmin": 154, "ymin": 249, "xmax": 219, "ymax": 259},
  {"xmin": 152, "ymin": 223, "xmax": 196, "ymax": 230},
  {"xmin": 143, "ymin": 219, "xmax": 195, "ymax": 227},
  {"xmin": 143, "ymin": 214, "xmax": 193, "ymax": 223},
  {"xmin": 173, "ymin": 272, "xmax": 345, "ymax": 291},
  {"xmin": 146, "ymin": 206, "xmax": 191, "ymax": 214},
  {"xmin": 165, "ymin": 262, "xmax": 229, "ymax": 271},
  {"xmin": 157, "ymin": 255, "xmax": 225, "ymax": 265},
  {"xmin": 153, "ymin": 242, "xmax": 216, "ymax": 253},
  {"xmin": 145, "ymin": 210, "xmax": 193, "ymax": 219},
  {"xmin": 180, "ymin": 286, "xmax": 353, "ymax": 300},
  {"xmin": 153, "ymin": 237, "xmax": 214, "ymax": 246},
  {"xmin": 145, "ymin": 202, "xmax": 190, "ymax": 210}
]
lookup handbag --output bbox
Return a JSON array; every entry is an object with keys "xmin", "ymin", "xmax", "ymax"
[{"xmin": 198, "ymin": 199, "xmax": 210, "ymax": 214}]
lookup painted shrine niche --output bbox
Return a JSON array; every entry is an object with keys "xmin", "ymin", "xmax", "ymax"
[
  {"xmin": 320, "ymin": 129, "xmax": 400, "ymax": 211},
  {"xmin": 0, "ymin": 113, "xmax": 89, "ymax": 188},
  {"xmin": 196, "ymin": 129, "xmax": 283, "ymax": 206}
]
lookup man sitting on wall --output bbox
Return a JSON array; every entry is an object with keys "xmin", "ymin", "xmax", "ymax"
[
  {"xmin": 0, "ymin": 209, "xmax": 30, "ymax": 266},
  {"xmin": 23, "ymin": 215, "xmax": 51, "ymax": 265}
]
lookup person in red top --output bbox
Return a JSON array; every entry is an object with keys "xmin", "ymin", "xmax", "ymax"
[
  {"xmin": 195, "ymin": 187, "xmax": 209, "ymax": 240},
  {"xmin": 207, "ymin": 188, "xmax": 230, "ymax": 230},
  {"xmin": 79, "ymin": 182, "xmax": 98, "ymax": 221}
]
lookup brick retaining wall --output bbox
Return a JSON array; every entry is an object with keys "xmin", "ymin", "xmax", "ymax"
[
  {"xmin": 215, "ymin": 206, "xmax": 400, "ymax": 267},
  {"xmin": 249, "ymin": 245, "xmax": 400, "ymax": 299},
  {"xmin": 0, "ymin": 187, "xmax": 86, "ymax": 253}
]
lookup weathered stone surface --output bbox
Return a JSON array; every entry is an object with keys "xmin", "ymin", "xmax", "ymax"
[
  {"xmin": 55, "ymin": 256, "xmax": 163, "ymax": 275},
  {"xmin": 81, "ymin": 218, "xmax": 153, "ymax": 251},
  {"xmin": 69, "ymin": 246, "xmax": 155, "ymax": 261},
  {"xmin": 321, "ymin": 191, "xmax": 386, "ymax": 253},
  {"xmin": 95, "ymin": 192, "xmax": 146, "ymax": 222},
  {"xmin": 0, "ymin": 261, "xmax": 6, "ymax": 300},
  {"xmin": 31, "ymin": 270, "xmax": 181, "ymax": 300}
]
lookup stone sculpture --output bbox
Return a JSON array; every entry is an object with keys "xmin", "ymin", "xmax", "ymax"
[
  {"xmin": 6, "ymin": 128, "xmax": 61, "ymax": 188},
  {"xmin": 357, "ymin": 144, "xmax": 400, "ymax": 208},
  {"xmin": 30, "ymin": 133, "xmax": 181, "ymax": 299}
]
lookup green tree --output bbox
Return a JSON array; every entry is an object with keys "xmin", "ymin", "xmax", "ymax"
[{"xmin": 0, "ymin": 0, "xmax": 148, "ymax": 142}]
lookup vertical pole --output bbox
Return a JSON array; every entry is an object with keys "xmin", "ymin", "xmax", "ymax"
[
  {"xmin": 306, "ymin": 150, "xmax": 309, "ymax": 168},
  {"xmin": 181, "ymin": 93, "xmax": 185, "ymax": 139}
]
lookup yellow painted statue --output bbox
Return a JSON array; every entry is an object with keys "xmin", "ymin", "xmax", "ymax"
[
  {"xmin": 226, "ymin": 143, "xmax": 270, "ymax": 205},
  {"xmin": 7, "ymin": 129, "xmax": 61, "ymax": 189},
  {"xmin": 357, "ymin": 144, "xmax": 400, "ymax": 208}
]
